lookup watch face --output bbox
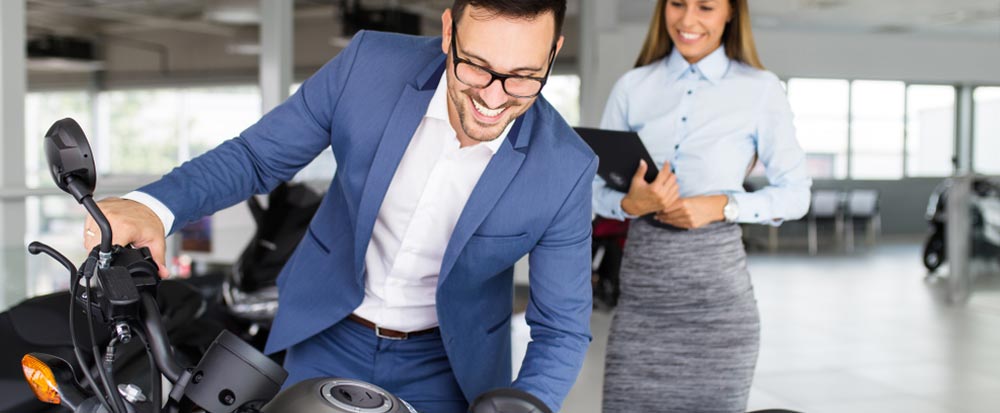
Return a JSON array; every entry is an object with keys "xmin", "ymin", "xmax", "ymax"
[{"xmin": 724, "ymin": 198, "xmax": 738, "ymax": 222}]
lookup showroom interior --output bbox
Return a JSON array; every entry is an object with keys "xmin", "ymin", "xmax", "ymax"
[{"xmin": 1, "ymin": 0, "xmax": 999, "ymax": 412}]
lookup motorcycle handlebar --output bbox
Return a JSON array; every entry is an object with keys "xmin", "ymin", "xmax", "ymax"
[{"xmin": 140, "ymin": 293, "xmax": 185, "ymax": 382}]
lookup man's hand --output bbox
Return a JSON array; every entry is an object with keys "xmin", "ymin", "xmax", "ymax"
[
  {"xmin": 83, "ymin": 197, "xmax": 169, "ymax": 278},
  {"xmin": 620, "ymin": 160, "xmax": 680, "ymax": 217},
  {"xmin": 654, "ymin": 195, "xmax": 728, "ymax": 229}
]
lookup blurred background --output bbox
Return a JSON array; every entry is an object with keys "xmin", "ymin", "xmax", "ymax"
[{"xmin": 0, "ymin": 1, "xmax": 999, "ymax": 412}]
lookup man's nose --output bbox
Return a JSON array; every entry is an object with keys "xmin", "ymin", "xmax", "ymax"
[{"xmin": 479, "ymin": 79, "xmax": 509, "ymax": 109}]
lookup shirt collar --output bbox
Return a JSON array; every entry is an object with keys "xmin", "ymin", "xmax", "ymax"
[
  {"xmin": 426, "ymin": 72, "xmax": 509, "ymax": 155},
  {"xmin": 664, "ymin": 45, "xmax": 730, "ymax": 84}
]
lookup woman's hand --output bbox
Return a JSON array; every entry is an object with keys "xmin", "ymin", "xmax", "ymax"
[
  {"xmin": 655, "ymin": 195, "xmax": 728, "ymax": 229},
  {"xmin": 620, "ymin": 160, "xmax": 680, "ymax": 217}
]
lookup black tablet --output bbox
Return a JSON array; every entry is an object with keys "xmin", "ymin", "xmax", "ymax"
[{"xmin": 575, "ymin": 127, "xmax": 658, "ymax": 193}]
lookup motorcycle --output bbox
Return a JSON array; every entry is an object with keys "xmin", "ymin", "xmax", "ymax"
[
  {"xmin": 20, "ymin": 118, "xmax": 548, "ymax": 413},
  {"xmin": 219, "ymin": 181, "xmax": 322, "ymax": 357},
  {"xmin": 0, "ymin": 279, "xmax": 221, "ymax": 413},
  {"xmin": 923, "ymin": 177, "xmax": 1000, "ymax": 273}
]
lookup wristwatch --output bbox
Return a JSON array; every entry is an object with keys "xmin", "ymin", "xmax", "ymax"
[{"xmin": 723, "ymin": 194, "xmax": 739, "ymax": 223}]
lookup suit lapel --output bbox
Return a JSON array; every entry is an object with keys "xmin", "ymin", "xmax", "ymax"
[
  {"xmin": 353, "ymin": 58, "xmax": 445, "ymax": 282},
  {"xmin": 438, "ymin": 117, "xmax": 528, "ymax": 285}
]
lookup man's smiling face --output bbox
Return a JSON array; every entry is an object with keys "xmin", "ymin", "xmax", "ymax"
[{"xmin": 441, "ymin": 6, "xmax": 563, "ymax": 146}]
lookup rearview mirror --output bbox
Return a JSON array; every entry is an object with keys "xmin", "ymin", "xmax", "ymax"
[{"xmin": 44, "ymin": 118, "xmax": 96, "ymax": 202}]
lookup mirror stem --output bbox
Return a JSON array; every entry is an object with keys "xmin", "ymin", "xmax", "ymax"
[{"xmin": 69, "ymin": 176, "xmax": 113, "ymax": 257}]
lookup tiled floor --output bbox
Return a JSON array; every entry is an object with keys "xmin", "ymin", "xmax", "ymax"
[{"xmin": 515, "ymin": 240, "xmax": 1000, "ymax": 412}]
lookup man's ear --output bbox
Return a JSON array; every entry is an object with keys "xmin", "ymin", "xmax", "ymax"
[
  {"xmin": 554, "ymin": 35, "xmax": 565, "ymax": 57},
  {"xmin": 441, "ymin": 8, "xmax": 453, "ymax": 55}
]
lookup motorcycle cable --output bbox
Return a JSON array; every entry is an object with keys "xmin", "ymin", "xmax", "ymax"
[
  {"xmin": 134, "ymin": 321, "xmax": 162, "ymax": 413},
  {"xmin": 28, "ymin": 241, "xmax": 115, "ymax": 413},
  {"xmin": 68, "ymin": 258, "xmax": 116, "ymax": 413},
  {"xmin": 84, "ymin": 270, "xmax": 128, "ymax": 413}
]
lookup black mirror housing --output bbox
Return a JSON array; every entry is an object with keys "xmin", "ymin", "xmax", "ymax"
[{"xmin": 44, "ymin": 118, "xmax": 97, "ymax": 202}]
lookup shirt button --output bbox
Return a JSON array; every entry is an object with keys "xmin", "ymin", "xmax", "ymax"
[
  {"xmin": 681, "ymin": 117, "xmax": 687, "ymax": 122},
  {"xmin": 690, "ymin": 68, "xmax": 696, "ymax": 74},
  {"xmin": 687, "ymin": 90, "xmax": 693, "ymax": 95},
  {"xmin": 674, "ymin": 144, "xmax": 679, "ymax": 150}
]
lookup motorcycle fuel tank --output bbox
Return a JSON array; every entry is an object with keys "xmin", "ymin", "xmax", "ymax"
[{"xmin": 260, "ymin": 378, "xmax": 417, "ymax": 413}]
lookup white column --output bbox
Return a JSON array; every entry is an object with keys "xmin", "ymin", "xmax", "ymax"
[
  {"xmin": 956, "ymin": 85, "xmax": 974, "ymax": 174},
  {"xmin": 945, "ymin": 175, "xmax": 972, "ymax": 304},
  {"xmin": 578, "ymin": 0, "xmax": 647, "ymax": 127},
  {"xmin": 0, "ymin": 0, "xmax": 28, "ymax": 309},
  {"xmin": 259, "ymin": 0, "xmax": 293, "ymax": 115}
]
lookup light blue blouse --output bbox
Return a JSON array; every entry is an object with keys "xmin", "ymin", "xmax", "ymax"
[{"xmin": 593, "ymin": 46, "xmax": 812, "ymax": 225}]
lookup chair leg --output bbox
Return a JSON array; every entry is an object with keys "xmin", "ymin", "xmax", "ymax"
[
  {"xmin": 846, "ymin": 218, "xmax": 855, "ymax": 253},
  {"xmin": 808, "ymin": 218, "xmax": 817, "ymax": 256},
  {"xmin": 768, "ymin": 226, "xmax": 779, "ymax": 253},
  {"xmin": 875, "ymin": 214, "xmax": 882, "ymax": 242},
  {"xmin": 592, "ymin": 246, "xmax": 605, "ymax": 271},
  {"xmin": 835, "ymin": 214, "xmax": 843, "ymax": 245},
  {"xmin": 867, "ymin": 217, "xmax": 876, "ymax": 246}
]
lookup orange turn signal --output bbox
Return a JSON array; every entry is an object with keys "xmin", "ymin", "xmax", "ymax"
[{"xmin": 21, "ymin": 354, "xmax": 61, "ymax": 405}]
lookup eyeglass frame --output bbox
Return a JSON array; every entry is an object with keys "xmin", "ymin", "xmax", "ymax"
[{"xmin": 449, "ymin": 20, "xmax": 558, "ymax": 99}]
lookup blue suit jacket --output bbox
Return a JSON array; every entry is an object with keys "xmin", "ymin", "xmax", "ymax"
[{"xmin": 138, "ymin": 31, "xmax": 596, "ymax": 411}]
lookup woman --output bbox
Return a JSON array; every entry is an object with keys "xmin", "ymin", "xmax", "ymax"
[{"xmin": 595, "ymin": 0, "xmax": 811, "ymax": 411}]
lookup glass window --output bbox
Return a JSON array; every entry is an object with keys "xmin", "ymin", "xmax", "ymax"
[
  {"xmin": 974, "ymin": 87, "xmax": 1000, "ymax": 174},
  {"xmin": 542, "ymin": 74, "xmax": 581, "ymax": 126},
  {"xmin": 97, "ymin": 85, "xmax": 261, "ymax": 177},
  {"xmin": 25, "ymin": 90, "xmax": 93, "ymax": 188},
  {"xmin": 850, "ymin": 80, "xmax": 905, "ymax": 179},
  {"xmin": 24, "ymin": 195, "xmax": 90, "ymax": 297},
  {"xmin": 906, "ymin": 85, "xmax": 956, "ymax": 177},
  {"xmin": 787, "ymin": 78, "xmax": 850, "ymax": 179}
]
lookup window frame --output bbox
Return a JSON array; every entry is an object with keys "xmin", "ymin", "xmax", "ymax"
[{"xmin": 783, "ymin": 76, "xmax": 963, "ymax": 180}]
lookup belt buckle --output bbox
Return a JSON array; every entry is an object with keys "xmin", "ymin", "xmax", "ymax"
[{"xmin": 375, "ymin": 325, "xmax": 406, "ymax": 340}]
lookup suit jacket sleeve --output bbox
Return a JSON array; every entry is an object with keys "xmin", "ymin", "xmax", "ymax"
[
  {"xmin": 512, "ymin": 155, "xmax": 598, "ymax": 411},
  {"xmin": 136, "ymin": 31, "xmax": 370, "ymax": 234}
]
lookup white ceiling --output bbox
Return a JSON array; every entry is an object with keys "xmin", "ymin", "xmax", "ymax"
[
  {"xmin": 27, "ymin": 0, "xmax": 999, "ymax": 40},
  {"xmin": 619, "ymin": 0, "xmax": 1000, "ymax": 40}
]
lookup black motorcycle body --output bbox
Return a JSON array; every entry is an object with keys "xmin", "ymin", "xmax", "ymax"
[{"xmin": 923, "ymin": 177, "xmax": 1000, "ymax": 272}]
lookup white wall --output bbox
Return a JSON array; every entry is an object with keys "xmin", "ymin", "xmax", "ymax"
[
  {"xmin": 756, "ymin": 31, "xmax": 1000, "ymax": 85},
  {"xmin": 579, "ymin": 20, "xmax": 1000, "ymax": 126}
]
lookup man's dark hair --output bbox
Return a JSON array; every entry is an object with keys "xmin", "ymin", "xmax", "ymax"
[{"xmin": 452, "ymin": 0, "xmax": 567, "ymax": 37}]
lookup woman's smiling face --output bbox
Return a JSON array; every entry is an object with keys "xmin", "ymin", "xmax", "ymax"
[{"xmin": 665, "ymin": 0, "xmax": 732, "ymax": 64}]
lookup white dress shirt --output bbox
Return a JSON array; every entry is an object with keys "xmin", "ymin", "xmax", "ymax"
[{"xmin": 126, "ymin": 73, "xmax": 511, "ymax": 332}]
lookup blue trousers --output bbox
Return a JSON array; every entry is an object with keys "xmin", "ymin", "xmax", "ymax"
[{"xmin": 283, "ymin": 317, "xmax": 469, "ymax": 413}]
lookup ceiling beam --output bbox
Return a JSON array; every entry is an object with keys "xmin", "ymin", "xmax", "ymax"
[{"xmin": 30, "ymin": 1, "xmax": 238, "ymax": 37}]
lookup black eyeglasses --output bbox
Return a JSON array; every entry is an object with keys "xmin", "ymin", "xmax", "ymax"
[{"xmin": 450, "ymin": 21, "xmax": 557, "ymax": 99}]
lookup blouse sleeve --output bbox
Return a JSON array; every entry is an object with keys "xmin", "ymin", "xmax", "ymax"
[
  {"xmin": 592, "ymin": 75, "xmax": 638, "ymax": 221},
  {"xmin": 730, "ymin": 76, "xmax": 812, "ymax": 225}
]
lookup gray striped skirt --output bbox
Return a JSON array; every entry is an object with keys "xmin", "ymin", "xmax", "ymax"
[{"xmin": 602, "ymin": 219, "xmax": 760, "ymax": 413}]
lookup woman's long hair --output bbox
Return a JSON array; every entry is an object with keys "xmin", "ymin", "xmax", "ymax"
[{"xmin": 634, "ymin": 0, "xmax": 763, "ymax": 69}]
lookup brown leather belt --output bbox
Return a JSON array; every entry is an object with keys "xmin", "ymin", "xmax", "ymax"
[{"xmin": 347, "ymin": 314, "xmax": 439, "ymax": 340}]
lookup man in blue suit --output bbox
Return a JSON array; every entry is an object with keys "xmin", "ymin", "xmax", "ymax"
[{"xmin": 83, "ymin": 1, "xmax": 596, "ymax": 411}]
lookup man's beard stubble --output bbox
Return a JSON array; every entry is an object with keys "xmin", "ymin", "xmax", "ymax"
[{"xmin": 449, "ymin": 87, "xmax": 522, "ymax": 143}]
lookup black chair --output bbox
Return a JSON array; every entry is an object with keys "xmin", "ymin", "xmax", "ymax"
[
  {"xmin": 807, "ymin": 189, "xmax": 844, "ymax": 255},
  {"xmin": 845, "ymin": 189, "xmax": 881, "ymax": 252}
]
